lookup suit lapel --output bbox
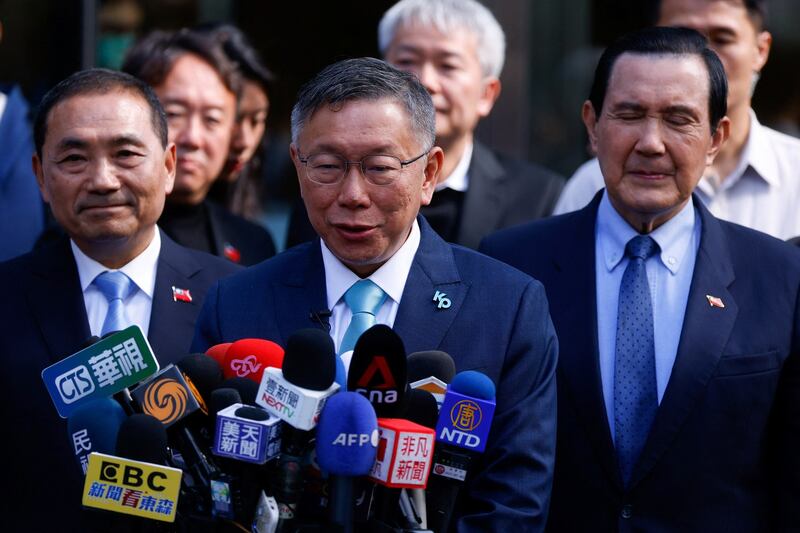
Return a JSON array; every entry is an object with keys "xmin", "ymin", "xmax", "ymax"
[
  {"xmin": 630, "ymin": 198, "xmax": 738, "ymax": 487},
  {"xmin": 273, "ymin": 241, "xmax": 330, "ymax": 344},
  {"xmin": 394, "ymin": 218, "xmax": 467, "ymax": 356},
  {"xmin": 457, "ymin": 142, "xmax": 506, "ymax": 249},
  {"xmin": 551, "ymin": 194, "xmax": 623, "ymax": 488},
  {"xmin": 27, "ymin": 239, "xmax": 91, "ymax": 364}
]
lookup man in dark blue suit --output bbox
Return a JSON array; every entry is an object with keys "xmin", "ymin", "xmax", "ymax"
[
  {"xmin": 192, "ymin": 57, "xmax": 558, "ymax": 531},
  {"xmin": 0, "ymin": 69, "xmax": 238, "ymax": 530},
  {"xmin": 482, "ymin": 27, "xmax": 800, "ymax": 531}
]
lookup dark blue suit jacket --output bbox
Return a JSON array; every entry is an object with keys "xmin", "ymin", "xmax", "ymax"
[
  {"xmin": 192, "ymin": 217, "xmax": 558, "ymax": 531},
  {"xmin": 481, "ymin": 193, "xmax": 800, "ymax": 532},
  {"xmin": 0, "ymin": 231, "xmax": 239, "ymax": 530}
]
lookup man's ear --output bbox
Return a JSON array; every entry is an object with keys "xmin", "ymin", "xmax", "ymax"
[
  {"xmin": 754, "ymin": 30, "xmax": 772, "ymax": 73},
  {"xmin": 706, "ymin": 116, "xmax": 731, "ymax": 166},
  {"xmin": 32, "ymin": 153, "xmax": 50, "ymax": 204},
  {"xmin": 581, "ymin": 100, "xmax": 600, "ymax": 155},
  {"xmin": 163, "ymin": 142, "xmax": 176, "ymax": 195},
  {"xmin": 289, "ymin": 143, "xmax": 306, "ymax": 198},
  {"xmin": 476, "ymin": 77, "xmax": 502, "ymax": 118},
  {"xmin": 420, "ymin": 146, "xmax": 444, "ymax": 206}
]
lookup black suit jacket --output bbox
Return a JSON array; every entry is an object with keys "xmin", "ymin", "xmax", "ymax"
[
  {"xmin": 285, "ymin": 141, "xmax": 564, "ymax": 250},
  {"xmin": 0, "ymin": 231, "xmax": 239, "ymax": 530},
  {"xmin": 481, "ymin": 193, "xmax": 800, "ymax": 532}
]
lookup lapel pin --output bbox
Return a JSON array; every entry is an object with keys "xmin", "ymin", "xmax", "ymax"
[
  {"xmin": 172, "ymin": 286, "xmax": 193, "ymax": 303},
  {"xmin": 705, "ymin": 294, "xmax": 725, "ymax": 308},
  {"xmin": 433, "ymin": 290, "xmax": 451, "ymax": 309},
  {"xmin": 223, "ymin": 242, "xmax": 241, "ymax": 263}
]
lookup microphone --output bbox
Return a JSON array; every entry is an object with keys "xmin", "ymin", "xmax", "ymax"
[
  {"xmin": 176, "ymin": 353, "xmax": 224, "ymax": 402},
  {"xmin": 407, "ymin": 351, "xmax": 456, "ymax": 412},
  {"xmin": 316, "ymin": 392, "xmax": 379, "ymax": 532},
  {"xmin": 219, "ymin": 376, "xmax": 260, "ymax": 406},
  {"xmin": 427, "ymin": 371, "xmax": 497, "ymax": 533},
  {"xmin": 347, "ymin": 325, "xmax": 408, "ymax": 417},
  {"xmin": 115, "ymin": 413, "xmax": 171, "ymax": 464},
  {"xmin": 205, "ymin": 342, "xmax": 233, "ymax": 367},
  {"xmin": 224, "ymin": 338, "xmax": 285, "ymax": 384},
  {"xmin": 369, "ymin": 418, "xmax": 436, "ymax": 489},
  {"xmin": 256, "ymin": 328, "xmax": 339, "ymax": 531},
  {"xmin": 67, "ymin": 397, "xmax": 127, "ymax": 475}
]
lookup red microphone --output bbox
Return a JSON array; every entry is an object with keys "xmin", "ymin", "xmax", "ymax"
[
  {"xmin": 205, "ymin": 342, "xmax": 232, "ymax": 367},
  {"xmin": 369, "ymin": 418, "xmax": 435, "ymax": 489},
  {"xmin": 223, "ymin": 339, "xmax": 284, "ymax": 384}
]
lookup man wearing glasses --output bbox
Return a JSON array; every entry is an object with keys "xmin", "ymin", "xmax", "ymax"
[{"xmin": 192, "ymin": 57, "xmax": 558, "ymax": 531}]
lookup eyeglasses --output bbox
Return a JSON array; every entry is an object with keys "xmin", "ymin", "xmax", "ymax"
[{"xmin": 298, "ymin": 148, "xmax": 431, "ymax": 186}]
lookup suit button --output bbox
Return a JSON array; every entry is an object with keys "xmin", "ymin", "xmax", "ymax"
[{"xmin": 620, "ymin": 504, "xmax": 633, "ymax": 519}]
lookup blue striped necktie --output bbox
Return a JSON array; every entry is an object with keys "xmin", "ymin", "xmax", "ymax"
[
  {"xmin": 93, "ymin": 271, "xmax": 135, "ymax": 336},
  {"xmin": 614, "ymin": 235, "xmax": 660, "ymax": 486},
  {"xmin": 339, "ymin": 279, "xmax": 387, "ymax": 354}
]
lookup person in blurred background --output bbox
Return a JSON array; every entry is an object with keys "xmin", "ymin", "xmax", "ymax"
[
  {"xmin": 554, "ymin": 0, "xmax": 800, "ymax": 241},
  {"xmin": 124, "ymin": 29, "xmax": 276, "ymax": 266}
]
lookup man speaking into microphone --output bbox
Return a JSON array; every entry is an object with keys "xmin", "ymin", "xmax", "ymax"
[{"xmin": 192, "ymin": 57, "xmax": 558, "ymax": 530}]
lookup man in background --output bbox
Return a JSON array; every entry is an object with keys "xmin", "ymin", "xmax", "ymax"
[
  {"xmin": 554, "ymin": 0, "xmax": 800, "ymax": 241},
  {"xmin": 124, "ymin": 29, "xmax": 276, "ymax": 266}
]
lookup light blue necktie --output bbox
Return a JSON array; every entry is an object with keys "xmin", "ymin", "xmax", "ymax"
[
  {"xmin": 339, "ymin": 279, "xmax": 387, "ymax": 354},
  {"xmin": 93, "ymin": 271, "xmax": 135, "ymax": 337},
  {"xmin": 614, "ymin": 235, "xmax": 660, "ymax": 486}
]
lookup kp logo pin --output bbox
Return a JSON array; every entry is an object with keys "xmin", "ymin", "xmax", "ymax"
[{"xmin": 433, "ymin": 291, "xmax": 451, "ymax": 309}]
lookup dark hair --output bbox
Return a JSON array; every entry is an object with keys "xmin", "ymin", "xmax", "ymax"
[
  {"xmin": 121, "ymin": 28, "xmax": 241, "ymax": 95},
  {"xmin": 33, "ymin": 68, "xmax": 168, "ymax": 157},
  {"xmin": 588, "ymin": 26, "xmax": 727, "ymax": 133},
  {"xmin": 649, "ymin": 0, "xmax": 768, "ymax": 30},
  {"xmin": 290, "ymin": 57, "xmax": 435, "ymax": 148},
  {"xmin": 196, "ymin": 23, "xmax": 274, "ymax": 92}
]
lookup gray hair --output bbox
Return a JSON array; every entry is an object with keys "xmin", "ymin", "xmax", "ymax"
[
  {"xmin": 290, "ymin": 57, "xmax": 435, "ymax": 149},
  {"xmin": 378, "ymin": 0, "xmax": 506, "ymax": 78}
]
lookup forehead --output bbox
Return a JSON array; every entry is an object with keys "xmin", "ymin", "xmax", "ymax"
[
  {"xmin": 605, "ymin": 53, "xmax": 710, "ymax": 114},
  {"xmin": 658, "ymin": 0, "xmax": 755, "ymax": 34},
  {"xmin": 44, "ymin": 91, "xmax": 157, "ymax": 150},
  {"xmin": 156, "ymin": 53, "xmax": 235, "ymax": 108},
  {"xmin": 390, "ymin": 21, "xmax": 480, "ymax": 61},
  {"xmin": 299, "ymin": 98, "xmax": 416, "ymax": 154}
]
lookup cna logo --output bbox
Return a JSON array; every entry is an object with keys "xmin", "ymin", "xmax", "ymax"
[
  {"xmin": 354, "ymin": 355, "xmax": 398, "ymax": 404},
  {"xmin": 450, "ymin": 399, "xmax": 482, "ymax": 431},
  {"xmin": 228, "ymin": 355, "xmax": 262, "ymax": 378},
  {"xmin": 142, "ymin": 378, "xmax": 188, "ymax": 424}
]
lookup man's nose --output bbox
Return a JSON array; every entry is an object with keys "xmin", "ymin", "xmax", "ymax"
[
  {"xmin": 635, "ymin": 118, "xmax": 667, "ymax": 155},
  {"xmin": 175, "ymin": 114, "xmax": 202, "ymax": 149},
  {"xmin": 417, "ymin": 63, "xmax": 442, "ymax": 94},
  {"xmin": 88, "ymin": 158, "xmax": 122, "ymax": 191},
  {"xmin": 336, "ymin": 163, "xmax": 371, "ymax": 207}
]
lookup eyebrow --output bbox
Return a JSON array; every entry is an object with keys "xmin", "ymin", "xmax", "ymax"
[
  {"xmin": 610, "ymin": 102, "xmax": 700, "ymax": 117},
  {"xmin": 53, "ymin": 134, "xmax": 148, "ymax": 152},
  {"xmin": 161, "ymin": 98, "xmax": 227, "ymax": 112},
  {"xmin": 392, "ymin": 43, "xmax": 465, "ymax": 61}
]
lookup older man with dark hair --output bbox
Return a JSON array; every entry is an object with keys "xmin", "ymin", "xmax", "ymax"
[
  {"xmin": 193, "ymin": 57, "xmax": 558, "ymax": 531},
  {"xmin": 483, "ymin": 26, "xmax": 800, "ymax": 532},
  {"xmin": 0, "ymin": 68, "xmax": 239, "ymax": 530}
]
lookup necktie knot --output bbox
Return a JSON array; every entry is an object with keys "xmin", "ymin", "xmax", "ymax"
[
  {"xmin": 343, "ymin": 279, "xmax": 386, "ymax": 316},
  {"xmin": 625, "ymin": 235, "xmax": 659, "ymax": 261},
  {"xmin": 93, "ymin": 271, "xmax": 134, "ymax": 302}
]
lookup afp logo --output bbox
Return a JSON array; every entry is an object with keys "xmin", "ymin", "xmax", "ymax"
[{"xmin": 332, "ymin": 429, "xmax": 379, "ymax": 447}]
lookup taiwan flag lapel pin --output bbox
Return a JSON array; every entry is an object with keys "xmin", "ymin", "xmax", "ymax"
[
  {"xmin": 223, "ymin": 242, "xmax": 241, "ymax": 263},
  {"xmin": 705, "ymin": 294, "xmax": 725, "ymax": 308},
  {"xmin": 172, "ymin": 286, "xmax": 193, "ymax": 303}
]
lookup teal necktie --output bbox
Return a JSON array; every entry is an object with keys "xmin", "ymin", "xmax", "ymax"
[
  {"xmin": 339, "ymin": 279, "xmax": 387, "ymax": 354},
  {"xmin": 93, "ymin": 271, "xmax": 135, "ymax": 336}
]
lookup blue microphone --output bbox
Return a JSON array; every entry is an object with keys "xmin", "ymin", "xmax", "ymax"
[
  {"xmin": 66, "ymin": 397, "xmax": 127, "ymax": 474},
  {"xmin": 316, "ymin": 392, "xmax": 379, "ymax": 532}
]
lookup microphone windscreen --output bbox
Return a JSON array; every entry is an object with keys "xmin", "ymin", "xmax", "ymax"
[
  {"xmin": 450, "ymin": 370, "xmax": 496, "ymax": 400},
  {"xmin": 209, "ymin": 387, "xmax": 242, "ymax": 415},
  {"xmin": 67, "ymin": 397, "xmax": 127, "ymax": 466},
  {"xmin": 407, "ymin": 350, "xmax": 456, "ymax": 384},
  {"xmin": 115, "ymin": 414, "xmax": 169, "ymax": 464},
  {"xmin": 234, "ymin": 405, "xmax": 270, "ymax": 421},
  {"xmin": 224, "ymin": 338, "xmax": 284, "ymax": 383},
  {"xmin": 177, "ymin": 353, "xmax": 223, "ymax": 400},
  {"xmin": 283, "ymin": 328, "xmax": 336, "ymax": 391},
  {"xmin": 219, "ymin": 377, "xmax": 259, "ymax": 405},
  {"xmin": 404, "ymin": 389, "xmax": 439, "ymax": 429},
  {"xmin": 316, "ymin": 392, "xmax": 378, "ymax": 476},
  {"xmin": 81, "ymin": 335, "xmax": 102, "ymax": 349},
  {"xmin": 347, "ymin": 324, "xmax": 407, "ymax": 417},
  {"xmin": 205, "ymin": 342, "xmax": 232, "ymax": 366}
]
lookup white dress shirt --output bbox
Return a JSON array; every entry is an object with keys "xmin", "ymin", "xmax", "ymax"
[
  {"xmin": 322, "ymin": 219, "xmax": 420, "ymax": 358},
  {"xmin": 434, "ymin": 141, "xmax": 472, "ymax": 193},
  {"xmin": 554, "ymin": 111, "xmax": 800, "ymax": 240},
  {"xmin": 71, "ymin": 228, "xmax": 161, "ymax": 337}
]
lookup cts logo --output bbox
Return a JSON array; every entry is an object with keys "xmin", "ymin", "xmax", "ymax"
[
  {"xmin": 450, "ymin": 400, "xmax": 482, "ymax": 431},
  {"xmin": 56, "ymin": 366, "xmax": 95, "ymax": 404},
  {"xmin": 142, "ymin": 378, "xmax": 188, "ymax": 424},
  {"xmin": 229, "ymin": 355, "xmax": 262, "ymax": 377},
  {"xmin": 99, "ymin": 460, "xmax": 168, "ymax": 491}
]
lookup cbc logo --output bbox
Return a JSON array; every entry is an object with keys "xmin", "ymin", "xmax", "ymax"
[
  {"xmin": 99, "ymin": 460, "xmax": 168, "ymax": 492},
  {"xmin": 142, "ymin": 378, "xmax": 188, "ymax": 424}
]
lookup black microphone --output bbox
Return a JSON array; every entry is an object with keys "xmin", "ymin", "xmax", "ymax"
[
  {"xmin": 347, "ymin": 324, "xmax": 408, "ymax": 417},
  {"xmin": 220, "ymin": 376, "xmax": 260, "ymax": 406}
]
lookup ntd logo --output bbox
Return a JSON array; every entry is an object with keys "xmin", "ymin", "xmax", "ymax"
[
  {"xmin": 56, "ymin": 366, "xmax": 95, "ymax": 404},
  {"xmin": 435, "ymin": 391, "xmax": 495, "ymax": 453},
  {"xmin": 450, "ymin": 400, "xmax": 482, "ymax": 431}
]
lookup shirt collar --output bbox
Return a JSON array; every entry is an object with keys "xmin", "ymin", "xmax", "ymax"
[
  {"xmin": 321, "ymin": 219, "xmax": 421, "ymax": 309},
  {"xmin": 597, "ymin": 191, "xmax": 696, "ymax": 275},
  {"xmin": 435, "ymin": 142, "xmax": 473, "ymax": 192},
  {"xmin": 742, "ymin": 110, "xmax": 781, "ymax": 187},
  {"xmin": 71, "ymin": 228, "xmax": 162, "ymax": 298}
]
